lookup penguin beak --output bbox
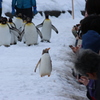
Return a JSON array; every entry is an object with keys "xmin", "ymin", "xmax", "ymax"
[{"xmin": 47, "ymin": 48, "xmax": 50, "ymax": 50}]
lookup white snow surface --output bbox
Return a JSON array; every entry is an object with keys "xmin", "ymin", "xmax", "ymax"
[{"xmin": 0, "ymin": 0, "xmax": 89, "ymax": 100}]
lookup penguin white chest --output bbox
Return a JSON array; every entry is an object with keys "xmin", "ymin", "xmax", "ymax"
[
  {"xmin": 24, "ymin": 24, "xmax": 38, "ymax": 45},
  {"xmin": 0, "ymin": 25, "xmax": 11, "ymax": 45},
  {"xmin": 39, "ymin": 53, "xmax": 52, "ymax": 77},
  {"xmin": 42, "ymin": 20, "xmax": 52, "ymax": 40},
  {"xmin": 14, "ymin": 18, "xmax": 23, "ymax": 31}
]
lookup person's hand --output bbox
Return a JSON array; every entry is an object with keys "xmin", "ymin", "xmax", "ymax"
[
  {"xmin": 69, "ymin": 45, "xmax": 80, "ymax": 53},
  {"xmin": 77, "ymin": 76, "xmax": 89, "ymax": 86},
  {"xmin": 11, "ymin": 7, "xmax": 15, "ymax": 15},
  {"xmin": 33, "ymin": 7, "xmax": 38, "ymax": 15}
]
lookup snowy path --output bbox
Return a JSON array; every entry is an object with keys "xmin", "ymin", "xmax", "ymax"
[{"xmin": 0, "ymin": 14, "xmax": 88, "ymax": 100}]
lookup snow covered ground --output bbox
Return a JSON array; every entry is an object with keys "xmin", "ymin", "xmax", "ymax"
[{"xmin": 0, "ymin": 0, "xmax": 89, "ymax": 100}]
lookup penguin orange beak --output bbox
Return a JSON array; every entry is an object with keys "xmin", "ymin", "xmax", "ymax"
[{"xmin": 47, "ymin": 48, "xmax": 50, "ymax": 50}]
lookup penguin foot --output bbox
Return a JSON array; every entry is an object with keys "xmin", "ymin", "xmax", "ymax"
[
  {"xmin": 10, "ymin": 42, "xmax": 17, "ymax": 45},
  {"xmin": 4, "ymin": 45, "xmax": 10, "ymax": 47},
  {"xmin": 10, "ymin": 43, "xmax": 13, "ymax": 45},
  {"xmin": 41, "ymin": 40, "xmax": 44, "ymax": 42},
  {"xmin": 14, "ymin": 42, "xmax": 17, "ymax": 45},
  {"xmin": 41, "ymin": 75, "xmax": 43, "ymax": 77},
  {"xmin": 41, "ymin": 40, "xmax": 50, "ymax": 43},
  {"xmin": 48, "ymin": 75, "xmax": 50, "ymax": 77},
  {"xmin": 47, "ymin": 40, "xmax": 50, "ymax": 43},
  {"xmin": 34, "ymin": 43, "xmax": 38, "ymax": 45},
  {"xmin": 24, "ymin": 41, "xmax": 26, "ymax": 44},
  {"xmin": 27, "ymin": 44, "xmax": 32, "ymax": 46}
]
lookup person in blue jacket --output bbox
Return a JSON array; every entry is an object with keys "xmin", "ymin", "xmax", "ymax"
[
  {"xmin": 0, "ymin": 0, "xmax": 2, "ymax": 17},
  {"xmin": 11, "ymin": 0, "xmax": 38, "ymax": 18}
]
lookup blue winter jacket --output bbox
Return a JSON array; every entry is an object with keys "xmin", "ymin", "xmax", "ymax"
[
  {"xmin": 0, "ymin": 0, "xmax": 2, "ymax": 8},
  {"xmin": 12, "ymin": 0, "xmax": 36, "ymax": 9}
]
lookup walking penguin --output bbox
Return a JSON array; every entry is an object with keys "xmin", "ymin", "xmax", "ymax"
[
  {"xmin": 0, "ymin": 17, "xmax": 11, "ymax": 47},
  {"xmin": 34, "ymin": 48, "xmax": 52, "ymax": 77},
  {"xmin": 23, "ymin": 17, "xmax": 42, "ymax": 46},
  {"xmin": 36, "ymin": 14, "xmax": 58, "ymax": 42}
]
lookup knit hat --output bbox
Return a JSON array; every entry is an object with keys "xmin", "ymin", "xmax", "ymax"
[{"xmin": 82, "ymin": 30, "xmax": 100, "ymax": 53}]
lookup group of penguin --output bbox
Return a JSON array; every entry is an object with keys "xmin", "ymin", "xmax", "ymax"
[
  {"xmin": 0, "ymin": 13, "xmax": 58, "ymax": 47},
  {"xmin": 0, "ymin": 13, "xmax": 59, "ymax": 77}
]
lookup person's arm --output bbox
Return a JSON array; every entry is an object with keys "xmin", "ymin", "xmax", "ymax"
[
  {"xmin": 32, "ymin": 0, "xmax": 38, "ymax": 14},
  {"xmin": 12, "ymin": 0, "xmax": 16, "ymax": 8},
  {"xmin": 11, "ymin": 0, "xmax": 16, "ymax": 15}
]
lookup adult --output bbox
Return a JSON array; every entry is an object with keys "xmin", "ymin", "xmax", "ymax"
[
  {"xmin": 85, "ymin": 0, "xmax": 100, "ymax": 16},
  {"xmin": 74, "ymin": 49, "xmax": 100, "ymax": 100},
  {"xmin": 11, "ymin": 0, "xmax": 38, "ymax": 18}
]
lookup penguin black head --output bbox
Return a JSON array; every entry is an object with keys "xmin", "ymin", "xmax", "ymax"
[
  {"xmin": 0, "ymin": 17, "xmax": 3, "ymax": 23},
  {"xmin": 2, "ymin": 17, "xmax": 8, "ymax": 24},
  {"xmin": 26, "ymin": 17, "xmax": 32, "ymax": 23},
  {"xmin": 45, "ymin": 14, "xmax": 49, "ymax": 19},
  {"xmin": 22, "ymin": 15, "xmax": 27, "ymax": 22},
  {"xmin": 16, "ymin": 13, "xmax": 23, "ymax": 19},
  {"xmin": 42, "ymin": 48, "xmax": 50, "ymax": 55},
  {"xmin": 8, "ymin": 18, "xmax": 13, "ymax": 23}
]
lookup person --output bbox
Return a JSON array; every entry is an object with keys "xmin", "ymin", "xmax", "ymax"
[
  {"xmin": 11, "ymin": 0, "xmax": 38, "ymax": 18},
  {"xmin": 70, "ymin": 15, "xmax": 100, "ymax": 100},
  {"xmin": 85, "ymin": 0, "xmax": 100, "ymax": 16},
  {"xmin": 74, "ymin": 49, "xmax": 100, "ymax": 100},
  {"xmin": 0, "ymin": 0, "xmax": 2, "ymax": 17},
  {"xmin": 70, "ymin": 15, "xmax": 100, "ymax": 53},
  {"xmin": 70, "ymin": 0, "xmax": 100, "ymax": 99}
]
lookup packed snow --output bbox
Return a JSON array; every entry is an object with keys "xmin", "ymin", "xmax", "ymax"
[{"xmin": 0, "ymin": 0, "xmax": 89, "ymax": 100}]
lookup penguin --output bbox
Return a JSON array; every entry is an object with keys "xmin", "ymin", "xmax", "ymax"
[
  {"xmin": 36, "ymin": 14, "xmax": 58, "ymax": 42},
  {"xmin": 13, "ymin": 13, "xmax": 23, "ymax": 32},
  {"xmin": 7, "ymin": 17, "xmax": 20, "ymax": 45},
  {"xmin": 23, "ymin": 17, "xmax": 42, "ymax": 46},
  {"xmin": 34, "ymin": 48, "xmax": 52, "ymax": 77},
  {"xmin": 21, "ymin": 15, "xmax": 27, "ymax": 44},
  {"xmin": 0, "ymin": 17, "xmax": 11, "ymax": 47}
]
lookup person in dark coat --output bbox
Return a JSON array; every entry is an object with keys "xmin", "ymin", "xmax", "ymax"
[
  {"xmin": 11, "ymin": 0, "xmax": 38, "ymax": 18},
  {"xmin": 85, "ymin": 0, "xmax": 100, "ymax": 16}
]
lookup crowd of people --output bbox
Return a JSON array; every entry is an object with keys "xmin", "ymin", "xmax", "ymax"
[{"xmin": 71, "ymin": 0, "xmax": 100, "ymax": 100}]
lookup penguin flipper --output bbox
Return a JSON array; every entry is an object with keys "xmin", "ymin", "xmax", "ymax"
[
  {"xmin": 10, "ymin": 27, "xmax": 20, "ymax": 37},
  {"xmin": 51, "ymin": 25, "xmax": 58, "ymax": 34},
  {"xmin": 12, "ymin": 22, "xmax": 17, "ymax": 28},
  {"xmin": 36, "ymin": 22, "xmax": 43, "ymax": 28},
  {"xmin": 36, "ymin": 27, "xmax": 43, "ymax": 39},
  {"xmin": 17, "ymin": 29, "xmax": 25, "ymax": 42},
  {"xmin": 34, "ymin": 59, "xmax": 41, "ymax": 72}
]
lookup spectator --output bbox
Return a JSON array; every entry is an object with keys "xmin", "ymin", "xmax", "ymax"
[
  {"xmin": 85, "ymin": 0, "xmax": 100, "ymax": 16},
  {"xmin": 11, "ymin": 0, "xmax": 38, "ymax": 18},
  {"xmin": 70, "ymin": 15, "xmax": 100, "ymax": 100},
  {"xmin": 74, "ymin": 49, "xmax": 100, "ymax": 100}
]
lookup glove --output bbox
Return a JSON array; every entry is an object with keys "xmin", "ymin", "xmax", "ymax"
[
  {"xmin": 33, "ymin": 7, "xmax": 38, "ymax": 15},
  {"xmin": 11, "ymin": 6, "xmax": 15, "ymax": 15}
]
